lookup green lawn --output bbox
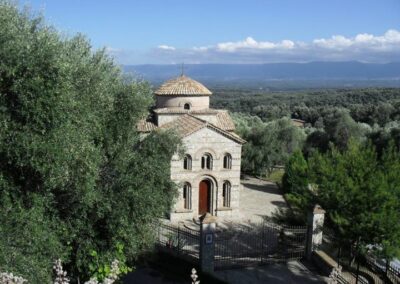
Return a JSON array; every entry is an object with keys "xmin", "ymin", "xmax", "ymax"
[{"xmin": 266, "ymin": 168, "xmax": 285, "ymax": 188}]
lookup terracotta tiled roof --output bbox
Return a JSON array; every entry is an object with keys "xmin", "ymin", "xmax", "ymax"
[
  {"xmin": 154, "ymin": 75, "xmax": 212, "ymax": 96},
  {"xmin": 153, "ymin": 108, "xmax": 236, "ymax": 131},
  {"xmin": 137, "ymin": 113, "xmax": 244, "ymax": 143},
  {"xmin": 137, "ymin": 119, "xmax": 157, "ymax": 132},
  {"xmin": 159, "ymin": 114, "xmax": 245, "ymax": 144},
  {"xmin": 160, "ymin": 114, "xmax": 205, "ymax": 137},
  {"xmin": 215, "ymin": 111, "xmax": 236, "ymax": 131}
]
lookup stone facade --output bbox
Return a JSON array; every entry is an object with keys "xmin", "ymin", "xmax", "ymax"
[
  {"xmin": 156, "ymin": 95, "xmax": 210, "ymax": 111},
  {"xmin": 137, "ymin": 75, "xmax": 244, "ymax": 221},
  {"xmin": 170, "ymin": 127, "xmax": 242, "ymax": 221}
]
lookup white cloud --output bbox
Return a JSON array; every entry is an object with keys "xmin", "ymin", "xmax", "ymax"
[
  {"xmin": 354, "ymin": 33, "xmax": 374, "ymax": 43},
  {"xmin": 210, "ymin": 29, "xmax": 400, "ymax": 55},
  {"xmin": 157, "ymin": 45, "xmax": 176, "ymax": 51},
  {"xmin": 216, "ymin": 37, "xmax": 295, "ymax": 52},
  {"xmin": 313, "ymin": 35, "xmax": 353, "ymax": 49},
  {"xmin": 313, "ymin": 29, "xmax": 400, "ymax": 51},
  {"xmin": 116, "ymin": 29, "xmax": 400, "ymax": 64}
]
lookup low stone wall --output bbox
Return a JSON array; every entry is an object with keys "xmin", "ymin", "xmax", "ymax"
[
  {"xmin": 169, "ymin": 210, "xmax": 194, "ymax": 222},
  {"xmin": 312, "ymin": 250, "xmax": 339, "ymax": 276}
]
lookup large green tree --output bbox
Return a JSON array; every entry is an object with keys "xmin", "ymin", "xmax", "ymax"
[
  {"xmin": 284, "ymin": 141, "xmax": 400, "ymax": 261},
  {"xmin": 323, "ymin": 109, "xmax": 366, "ymax": 150},
  {"xmin": 0, "ymin": 2, "xmax": 179, "ymax": 282},
  {"xmin": 233, "ymin": 115, "xmax": 306, "ymax": 176}
]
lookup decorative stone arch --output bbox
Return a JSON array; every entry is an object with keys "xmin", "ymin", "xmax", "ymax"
[
  {"xmin": 222, "ymin": 180, "xmax": 232, "ymax": 207},
  {"xmin": 183, "ymin": 182, "xmax": 192, "ymax": 210},
  {"xmin": 194, "ymin": 147, "xmax": 219, "ymax": 160},
  {"xmin": 194, "ymin": 174, "xmax": 218, "ymax": 216},
  {"xmin": 223, "ymin": 152, "xmax": 232, "ymax": 169},
  {"xmin": 194, "ymin": 174, "xmax": 218, "ymax": 189},
  {"xmin": 183, "ymin": 154, "xmax": 192, "ymax": 170}
]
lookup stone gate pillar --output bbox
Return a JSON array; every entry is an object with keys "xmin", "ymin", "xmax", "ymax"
[
  {"xmin": 306, "ymin": 204, "xmax": 325, "ymax": 260},
  {"xmin": 199, "ymin": 213, "xmax": 217, "ymax": 273}
]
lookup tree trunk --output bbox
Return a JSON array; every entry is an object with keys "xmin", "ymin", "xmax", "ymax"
[
  {"xmin": 353, "ymin": 237, "xmax": 362, "ymax": 284},
  {"xmin": 355, "ymin": 259, "xmax": 360, "ymax": 284},
  {"xmin": 349, "ymin": 242, "xmax": 356, "ymax": 266}
]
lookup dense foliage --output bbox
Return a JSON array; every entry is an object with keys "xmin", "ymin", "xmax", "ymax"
[
  {"xmin": 283, "ymin": 141, "xmax": 400, "ymax": 260},
  {"xmin": 0, "ymin": 2, "xmax": 179, "ymax": 283},
  {"xmin": 212, "ymin": 87, "xmax": 400, "ymax": 126},
  {"xmin": 233, "ymin": 114, "xmax": 306, "ymax": 175},
  {"xmin": 217, "ymin": 61, "xmax": 400, "ymax": 263},
  {"xmin": 226, "ymin": 86, "xmax": 400, "ymax": 175}
]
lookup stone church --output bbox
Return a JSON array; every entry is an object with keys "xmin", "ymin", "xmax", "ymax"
[{"xmin": 138, "ymin": 75, "xmax": 245, "ymax": 221}]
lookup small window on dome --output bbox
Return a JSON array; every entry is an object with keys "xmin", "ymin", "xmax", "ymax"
[{"xmin": 184, "ymin": 103, "xmax": 191, "ymax": 110}]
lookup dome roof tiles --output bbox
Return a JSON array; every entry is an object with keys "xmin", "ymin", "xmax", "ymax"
[{"xmin": 154, "ymin": 75, "xmax": 212, "ymax": 96}]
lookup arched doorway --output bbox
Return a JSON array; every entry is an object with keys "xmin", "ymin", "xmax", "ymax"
[{"xmin": 199, "ymin": 180, "xmax": 211, "ymax": 215}]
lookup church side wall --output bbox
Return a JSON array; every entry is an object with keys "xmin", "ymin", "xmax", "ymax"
[{"xmin": 169, "ymin": 127, "xmax": 242, "ymax": 222}]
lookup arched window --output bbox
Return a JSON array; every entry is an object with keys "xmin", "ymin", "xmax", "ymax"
[
  {"xmin": 183, "ymin": 154, "xmax": 192, "ymax": 170},
  {"xmin": 201, "ymin": 153, "xmax": 213, "ymax": 170},
  {"xmin": 222, "ymin": 181, "xmax": 231, "ymax": 207},
  {"xmin": 223, "ymin": 153, "xmax": 232, "ymax": 169},
  {"xmin": 184, "ymin": 103, "xmax": 191, "ymax": 110},
  {"xmin": 183, "ymin": 183, "xmax": 192, "ymax": 210}
]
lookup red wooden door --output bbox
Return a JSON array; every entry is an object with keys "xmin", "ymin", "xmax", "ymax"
[{"xmin": 199, "ymin": 180, "xmax": 210, "ymax": 215}]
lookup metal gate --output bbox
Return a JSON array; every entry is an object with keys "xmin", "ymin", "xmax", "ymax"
[
  {"xmin": 214, "ymin": 221, "xmax": 308, "ymax": 270},
  {"xmin": 156, "ymin": 222, "xmax": 200, "ymax": 262}
]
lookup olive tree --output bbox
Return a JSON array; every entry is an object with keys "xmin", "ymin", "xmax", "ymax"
[{"xmin": 0, "ymin": 2, "xmax": 179, "ymax": 282}]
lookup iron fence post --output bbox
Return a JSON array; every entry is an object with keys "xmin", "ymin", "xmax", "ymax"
[
  {"xmin": 261, "ymin": 221, "xmax": 265, "ymax": 264},
  {"xmin": 158, "ymin": 223, "xmax": 160, "ymax": 246},
  {"xmin": 177, "ymin": 225, "xmax": 181, "ymax": 255}
]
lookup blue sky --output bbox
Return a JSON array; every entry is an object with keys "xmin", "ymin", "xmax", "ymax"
[{"xmin": 25, "ymin": 0, "xmax": 400, "ymax": 64}]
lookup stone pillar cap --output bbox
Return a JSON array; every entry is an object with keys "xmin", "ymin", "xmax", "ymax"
[
  {"xmin": 313, "ymin": 204, "xmax": 326, "ymax": 214},
  {"xmin": 199, "ymin": 213, "xmax": 217, "ymax": 224}
]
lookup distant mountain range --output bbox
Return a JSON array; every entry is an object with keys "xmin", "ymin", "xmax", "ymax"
[{"xmin": 123, "ymin": 62, "xmax": 400, "ymax": 89}]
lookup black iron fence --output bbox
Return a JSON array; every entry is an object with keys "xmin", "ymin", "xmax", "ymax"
[
  {"xmin": 155, "ymin": 222, "xmax": 200, "ymax": 262},
  {"xmin": 214, "ymin": 221, "xmax": 308, "ymax": 270},
  {"xmin": 365, "ymin": 255, "xmax": 400, "ymax": 284},
  {"xmin": 319, "ymin": 228, "xmax": 396, "ymax": 284}
]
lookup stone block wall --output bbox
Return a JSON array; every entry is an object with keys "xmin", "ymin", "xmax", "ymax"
[
  {"xmin": 169, "ymin": 127, "xmax": 242, "ymax": 221},
  {"xmin": 156, "ymin": 95, "xmax": 209, "ymax": 111}
]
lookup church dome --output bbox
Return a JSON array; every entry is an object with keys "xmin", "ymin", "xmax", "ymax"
[{"xmin": 155, "ymin": 75, "xmax": 212, "ymax": 96}]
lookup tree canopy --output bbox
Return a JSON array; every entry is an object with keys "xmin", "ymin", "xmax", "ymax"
[
  {"xmin": 0, "ymin": 2, "xmax": 179, "ymax": 282},
  {"xmin": 233, "ymin": 115, "xmax": 306, "ymax": 175},
  {"xmin": 283, "ymin": 141, "xmax": 400, "ymax": 260}
]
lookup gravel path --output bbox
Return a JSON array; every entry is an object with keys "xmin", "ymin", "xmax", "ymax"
[{"xmin": 236, "ymin": 175, "xmax": 288, "ymax": 222}]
